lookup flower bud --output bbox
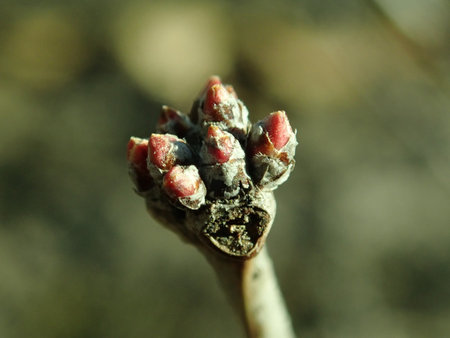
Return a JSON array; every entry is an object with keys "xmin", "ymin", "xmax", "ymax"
[
  {"xmin": 200, "ymin": 125, "xmax": 234, "ymax": 164},
  {"xmin": 157, "ymin": 105, "xmax": 194, "ymax": 138},
  {"xmin": 247, "ymin": 111, "xmax": 297, "ymax": 190},
  {"xmin": 189, "ymin": 75, "xmax": 222, "ymax": 124},
  {"xmin": 203, "ymin": 84, "xmax": 234, "ymax": 121},
  {"xmin": 265, "ymin": 110, "xmax": 293, "ymax": 150},
  {"xmin": 199, "ymin": 75, "xmax": 237, "ymax": 103},
  {"xmin": 148, "ymin": 134, "xmax": 194, "ymax": 174},
  {"xmin": 202, "ymin": 75, "xmax": 222, "ymax": 95},
  {"xmin": 199, "ymin": 126, "xmax": 249, "ymax": 198},
  {"xmin": 127, "ymin": 137, "xmax": 153, "ymax": 192},
  {"xmin": 248, "ymin": 111, "xmax": 294, "ymax": 156},
  {"xmin": 162, "ymin": 165, "xmax": 206, "ymax": 210},
  {"xmin": 196, "ymin": 79, "xmax": 249, "ymax": 140}
]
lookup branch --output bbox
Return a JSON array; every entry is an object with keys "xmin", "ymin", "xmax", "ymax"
[
  {"xmin": 208, "ymin": 246, "xmax": 296, "ymax": 338},
  {"xmin": 127, "ymin": 76, "xmax": 298, "ymax": 337}
]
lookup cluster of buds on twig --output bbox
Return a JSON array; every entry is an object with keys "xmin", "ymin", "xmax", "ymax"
[{"xmin": 128, "ymin": 76, "xmax": 297, "ymax": 259}]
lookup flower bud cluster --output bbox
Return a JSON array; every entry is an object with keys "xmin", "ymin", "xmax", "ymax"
[
  {"xmin": 128, "ymin": 76, "xmax": 297, "ymax": 210},
  {"xmin": 127, "ymin": 76, "xmax": 297, "ymax": 257}
]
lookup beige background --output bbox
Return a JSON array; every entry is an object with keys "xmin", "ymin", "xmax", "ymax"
[{"xmin": 1, "ymin": 0, "xmax": 449, "ymax": 337}]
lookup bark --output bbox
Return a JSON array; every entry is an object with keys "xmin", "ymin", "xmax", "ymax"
[{"xmin": 207, "ymin": 247, "xmax": 296, "ymax": 338}]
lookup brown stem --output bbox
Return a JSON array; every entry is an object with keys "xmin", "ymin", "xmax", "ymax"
[{"xmin": 206, "ymin": 247, "xmax": 296, "ymax": 338}]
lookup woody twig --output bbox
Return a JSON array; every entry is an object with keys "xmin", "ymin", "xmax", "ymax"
[{"xmin": 127, "ymin": 76, "xmax": 297, "ymax": 338}]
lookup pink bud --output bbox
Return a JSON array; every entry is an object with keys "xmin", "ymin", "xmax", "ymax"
[
  {"xmin": 127, "ymin": 137, "xmax": 149, "ymax": 175},
  {"xmin": 265, "ymin": 111, "xmax": 292, "ymax": 150},
  {"xmin": 163, "ymin": 165, "xmax": 198, "ymax": 197},
  {"xmin": 127, "ymin": 137, "xmax": 153, "ymax": 191},
  {"xmin": 193, "ymin": 78, "xmax": 249, "ymax": 139},
  {"xmin": 162, "ymin": 165, "xmax": 206, "ymax": 209},
  {"xmin": 199, "ymin": 126, "xmax": 248, "ymax": 198},
  {"xmin": 203, "ymin": 75, "xmax": 222, "ymax": 94},
  {"xmin": 247, "ymin": 111, "xmax": 297, "ymax": 190},
  {"xmin": 202, "ymin": 84, "xmax": 233, "ymax": 122},
  {"xmin": 157, "ymin": 105, "xmax": 193, "ymax": 137},
  {"xmin": 148, "ymin": 134, "xmax": 192, "ymax": 172},
  {"xmin": 203, "ymin": 126, "xmax": 234, "ymax": 164},
  {"xmin": 248, "ymin": 111, "xmax": 294, "ymax": 157}
]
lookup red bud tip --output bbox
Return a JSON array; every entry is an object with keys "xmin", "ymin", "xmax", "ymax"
[
  {"xmin": 127, "ymin": 137, "xmax": 149, "ymax": 174},
  {"xmin": 157, "ymin": 106, "xmax": 192, "ymax": 136},
  {"xmin": 265, "ymin": 111, "xmax": 292, "ymax": 150},
  {"xmin": 204, "ymin": 75, "xmax": 222, "ymax": 93},
  {"xmin": 203, "ymin": 84, "xmax": 232, "ymax": 120},
  {"xmin": 205, "ymin": 126, "xmax": 234, "ymax": 164},
  {"xmin": 148, "ymin": 134, "xmax": 180, "ymax": 170},
  {"xmin": 248, "ymin": 111, "xmax": 294, "ymax": 156},
  {"xmin": 163, "ymin": 165, "xmax": 201, "ymax": 198},
  {"xmin": 158, "ymin": 106, "xmax": 179, "ymax": 125}
]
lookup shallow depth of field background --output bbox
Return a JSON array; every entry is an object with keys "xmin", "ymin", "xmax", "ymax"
[{"xmin": 1, "ymin": 1, "xmax": 449, "ymax": 337}]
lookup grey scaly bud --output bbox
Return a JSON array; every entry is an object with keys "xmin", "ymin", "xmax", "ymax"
[{"xmin": 247, "ymin": 111, "xmax": 297, "ymax": 190}]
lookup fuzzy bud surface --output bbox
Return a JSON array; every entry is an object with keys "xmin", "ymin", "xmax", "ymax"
[
  {"xmin": 162, "ymin": 165, "xmax": 206, "ymax": 209},
  {"xmin": 148, "ymin": 133, "xmax": 193, "ymax": 173}
]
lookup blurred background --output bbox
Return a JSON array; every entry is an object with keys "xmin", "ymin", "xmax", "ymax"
[{"xmin": 1, "ymin": 0, "xmax": 449, "ymax": 337}]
